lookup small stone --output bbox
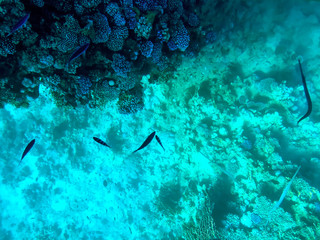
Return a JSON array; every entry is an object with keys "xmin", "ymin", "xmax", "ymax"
[{"xmin": 108, "ymin": 80, "xmax": 115, "ymax": 86}]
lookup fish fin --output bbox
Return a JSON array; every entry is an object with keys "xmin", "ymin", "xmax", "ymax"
[{"xmin": 155, "ymin": 135, "xmax": 165, "ymax": 151}]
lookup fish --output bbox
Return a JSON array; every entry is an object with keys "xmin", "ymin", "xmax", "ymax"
[
  {"xmin": 297, "ymin": 59, "xmax": 312, "ymax": 124},
  {"xmin": 269, "ymin": 166, "xmax": 301, "ymax": 214},
  {"xmin": 19, "ymin": 139, "xmax": 35, "ymax": 165},
  {"xmin": 133, "ymin": 131, "xmax": 156, "ymax": 153},
  {"xmin": 7, "ymin": 13, "xmax": 30, "ymax": 37},
  {"xmin": 68, "ymin": 43, "xmax": 90, "ymax": 64},
  {"xmin": 155, "ymin": 135, "xmax": 165, "ymax": 151},
  {"xmin": 93, "ymin": 137, "xmax": 111, "ymax": 148}
]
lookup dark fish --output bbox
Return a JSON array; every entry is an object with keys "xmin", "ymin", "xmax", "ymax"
[
  {"xmin": 155, "ymin": 135, "xmax": 165, "ymax": 151},
  {"xmin": 297, "ymin": 59, "xmax": 312, "ymax": 124},
  {"xmin": 93, "ymin": 137, "xmax": 111, "ymax": 148},
  {"xmin": 68, "ymin": 43, "xmax": 90, "ymax": 64},
  {"xmin": 133, "ymin": 131, "xmax": 156, "ymax": 153},
  {"xmin": 19, "ymin": 139, "xmax": 35, "ymax": 165},
  {"xmin": 7, "ymin": 13, "xmax": 30, "ymax": 37}
]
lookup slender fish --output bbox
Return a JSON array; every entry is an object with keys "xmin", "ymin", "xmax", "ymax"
[
  {"xmin": 133, "ymin": 131, "xmax": 156, "ymax": 153},
  {"xmin": 68, "ymin": 43, "xmax": 90, "ymax": 63},
  {"xmin": 297, "ymin": 59, "xmax": 312, "ymax": 124},
  {"xmin": 93, "ymin": 137, "xmax": 111, "ymax": 148},
  {"xmin": 155, "ymin": 135, "xmax": 165, "ymax": 151},
  {"xmin": 7, "ymin": 13, "xmax": 30, "ymax": 37},
  {"xmin": 268, "ymin": 166, "xmax": 301, "ymax": 219},
  {"xmin": 19, "ymin": 139, "xmax": 35, "ymax": 165}
]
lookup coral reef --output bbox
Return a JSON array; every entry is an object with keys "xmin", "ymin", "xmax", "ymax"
[
  {"xmin": 2, "ymin": 1, "xmax": 320, "ymax": 240},
  {"xmin": 0, "ymin": 0, "xmax": 206, "ymax": 112}
]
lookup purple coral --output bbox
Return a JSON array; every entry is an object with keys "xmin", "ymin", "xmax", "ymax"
[
  {"xmin": 206, "ymin": 31, "xmax": 217, "ymax": 43},
  {"xmin": 92, "ymin": 13, "xmax": 111, "ymax": 43},
  {"xmin": 118, "ymin": 76, "xmax": 136, "ymax": 91},
  {"xmin": 78, "ymin": 76, "xmax": 92, "ymax": 95},
  {"xmin": 168, "ymin": 21, "xmax": 190, "ymax": 51},
  {"xmin": 0, "ymin": 38, "xmax": 15, "ymax": 57},
  {"xmin": 140, "ymin": 41, "xmax": 154, "ymax": 58},
  {"xmin": 167, "ymin": 39, "xmax": 178, "ymax": 51},
  {"xmin": 114, "ymin": 13, "xmax": 126, "ymax": 26},
  {"xmin": 105, "ymin": 2, "xmax": 120, "ymax": 16},
  {"xmin": 188, "ymin": 13, "xmax": 200, "ymax": 27},
  {"xmin": 105, "ymin": 3, "xmax": 127, "ymax": 26},
  {"xmin": 124, "ymin": 8, "xmax": 137, "ymax": 29},
  {"xmin": 111, "ymin": 54, "xmax": 131, "ymax": 78},
  {"xmin": 156, "ymin": 56, "xmax": 169, "ymax": 71},
  {"xmin": 167, "ymin": 0, "xmax": 183, "ymax": 24},
  {"xmin": 107, "ymin": 26, "xmax": 129, "ymax": 51},
  {"xmin": 0, "ymin": 0, "xmax": 202, "ymax": 110},
  {"xmin": 135, "ymin": 0, "xmax": 167, "ymax": 11},
  {"xmin": 106, "ymin": 3, "xmax": 126, "ymax": 27},
  {"xmin": 101, "ymin": 80, "xmax": 120, "ymax": 100},
  {"xmin": 151, "ymin": 42, "xmax": 162, "ymax": 63},
  {"xmin": 122, "ymin": 0, "xmax": 133, "ymax": 7},
  {"xmin": 135, "ymin": 0, "xmax": 156, "ymax": 11},
  {"xmin": 79, "ymin": 0, "xmax": 102, "ymax": 8}
]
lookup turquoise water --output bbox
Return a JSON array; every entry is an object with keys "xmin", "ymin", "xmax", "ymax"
[{"xmin": 1, "ymin": 0, "xmax": 320, "ymax": 239}]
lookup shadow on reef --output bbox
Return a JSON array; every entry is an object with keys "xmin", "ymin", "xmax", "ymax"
[{"xmin": 206, "ymin": 175, "xmax": 240, "ymax": 228}]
